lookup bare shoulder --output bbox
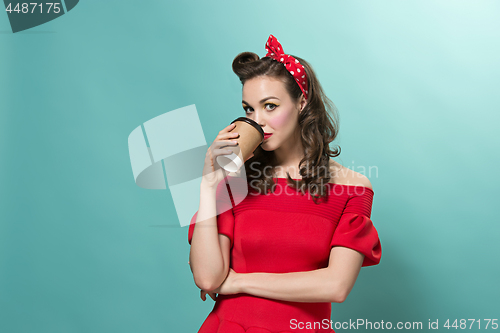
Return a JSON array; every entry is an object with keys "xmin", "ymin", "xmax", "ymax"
[{"xmin": 328, "ymin": 159, "xmax": 373, "ymax": 190}]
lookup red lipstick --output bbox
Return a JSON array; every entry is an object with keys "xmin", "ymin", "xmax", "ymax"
[{"xmin": 263, "ymin": 133, "xmax": 273, "ymax": 140}]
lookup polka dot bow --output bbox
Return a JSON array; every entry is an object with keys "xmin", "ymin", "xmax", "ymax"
[{"xmin": 265, "ymin": 34, "xmax": 309, "ymax": 100}]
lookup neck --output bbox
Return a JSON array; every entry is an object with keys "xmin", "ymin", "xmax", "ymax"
[{"xmin": 273, "ymin": 128, "xmax": 304, "ymax": 177}]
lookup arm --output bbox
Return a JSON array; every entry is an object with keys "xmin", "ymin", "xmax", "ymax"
[
  {"xmin": 189, "ymin": 183, "xmax": 231, "ymax": 291},
  {"xmin": 236, "ymin": 246, "xmax": 364, "ymax": 303},
  {"xmin": 220, "ymin": 173, "xmax": 376, "ymax": 302}
]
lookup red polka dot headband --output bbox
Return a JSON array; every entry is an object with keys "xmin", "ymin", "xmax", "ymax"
[{"xmin": 265, "ymin": 34, "xmax": 309, "ymax": 100}]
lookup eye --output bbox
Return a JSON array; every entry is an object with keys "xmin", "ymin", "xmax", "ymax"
[
  {"xmin": 265, "ymin": 103, "xmax": 278, "ymax": 111},
  {"xmin": 242, "ymin": 103, "xmax": 278, "ymax": 114},
  {"xmin": 243, "ymin": 106, "xmax": 253, "ymax": 114}
]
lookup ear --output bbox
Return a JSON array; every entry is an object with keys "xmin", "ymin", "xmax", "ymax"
[{"xmin": 299, "ymin": 94, "xmax": 307, "ymax": 114}]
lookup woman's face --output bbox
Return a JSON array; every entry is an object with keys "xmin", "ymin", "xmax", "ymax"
[{"xmin": 241, "ymin": 76, "xmax": 305, "ymax": 152}]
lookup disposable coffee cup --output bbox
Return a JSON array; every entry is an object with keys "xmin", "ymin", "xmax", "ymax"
[{"xmin": 216, "ymin": 117, "xmax": 264, "ymax": 172}]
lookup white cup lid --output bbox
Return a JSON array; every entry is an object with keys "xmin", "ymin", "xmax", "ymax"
[{"xmin": 216, "ymin": 152, "xmax": 243, "ymax": 173}]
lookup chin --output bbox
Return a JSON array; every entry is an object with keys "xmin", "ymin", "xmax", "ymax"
[{"xmin": 260, "ymin": 140, "xmax": 277, "ymax": 152}]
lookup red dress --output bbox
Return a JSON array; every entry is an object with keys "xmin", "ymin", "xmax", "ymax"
[{"xmin": 188, "ymin": 176, "xmax": 381, "ymax": 333}]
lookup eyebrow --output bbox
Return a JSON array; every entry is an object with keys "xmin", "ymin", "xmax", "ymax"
[{"xmin": 242, "ymin": 96, "xmax": 280, "ymax": 105}]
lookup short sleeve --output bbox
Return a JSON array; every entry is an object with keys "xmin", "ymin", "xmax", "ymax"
[
  {"xmin": 330, "ymin": 187, "xmax": 381, "ymax": 267},
  {"xmin": 187, "ymin": 178, "xmax": 235, "ymax": 249}
]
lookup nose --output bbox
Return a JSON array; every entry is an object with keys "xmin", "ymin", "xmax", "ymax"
[
  {"xmin": 252, "ymin": 111, "xmax": 265, "ymax": 129},
  {"xmin": 256, "ymin": 120, "xmax": 265, "ymax": 132}
]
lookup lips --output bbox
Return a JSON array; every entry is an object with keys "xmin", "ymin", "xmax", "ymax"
[{"xmin": 263, "ymin": 133, "xmax": 273, "ymax": 140}]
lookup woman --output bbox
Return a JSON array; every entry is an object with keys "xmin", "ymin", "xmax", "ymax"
[{"xmin": 187, "ymin": 34, "xmax": 381, "ymax": 333}]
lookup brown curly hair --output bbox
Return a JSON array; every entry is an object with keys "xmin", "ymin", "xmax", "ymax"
[{"xmin": 232, "ymin": 51, "xmax": 341, "ymax": 204}]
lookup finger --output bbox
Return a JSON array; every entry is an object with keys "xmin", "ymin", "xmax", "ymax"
[
  {"xmin": 209, "ymin": 142, "xmax": 237, "ymax": 157},
  {"xmin": 212, "ymin": 140, "xmax": 239, "ymax": 149},
  {"xmin": 216, "ymin": 131, "xmax": 240, "ymax": 141},
  {"xmin": 212, "ymin": 147, "xmax": 236, "ymax": 158}
]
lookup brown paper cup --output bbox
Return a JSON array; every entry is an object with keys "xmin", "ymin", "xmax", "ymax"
[{"xmin": 216, "ymin": 117, "xmax": 264, "ymax": 172}]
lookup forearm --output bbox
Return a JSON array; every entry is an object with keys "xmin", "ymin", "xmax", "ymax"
[
  {"xmin": 238, "ymin": 267, "xmax": 344, "ymax": 303},
  {"xmin": 189, "ymin": 185, "xmax": 226, "ymax": 290}
]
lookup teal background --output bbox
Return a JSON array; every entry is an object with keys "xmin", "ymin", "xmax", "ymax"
[{"xmin": 1, "ymin": 1, "xmax": 499, "ymax": 332}]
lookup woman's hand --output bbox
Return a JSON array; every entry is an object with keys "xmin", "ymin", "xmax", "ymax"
[
  {"xmin": 201, "ymin": 123, "xmax": 240, "ymax": 189},
  {"xmin": 199, "ymin": 268, "xmax": 241, "ymax": 301}
]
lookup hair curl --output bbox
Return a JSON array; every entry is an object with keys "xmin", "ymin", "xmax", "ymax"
[{"xmin": 232, "ymin": 51, "xmax": 341, "ymax": 204}]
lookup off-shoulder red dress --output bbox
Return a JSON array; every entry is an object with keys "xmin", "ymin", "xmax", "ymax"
[{"xmin": 188, "ymin": 176, "xmax": 381, "ymax": 333}]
